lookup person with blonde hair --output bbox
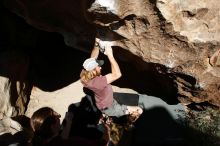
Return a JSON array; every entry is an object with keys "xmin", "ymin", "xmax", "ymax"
[{"xmin": 80, "ymin": 38, "xmax": 143, "ymax": 119}]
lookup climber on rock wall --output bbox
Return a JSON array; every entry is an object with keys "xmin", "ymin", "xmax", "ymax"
[{"xmin": 80, "ymin": 37, "xmax": 143, "ymax": 121}]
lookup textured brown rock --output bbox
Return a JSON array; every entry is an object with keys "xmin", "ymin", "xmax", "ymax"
[
  {"xmin": 87, "ymin": 0, "xmax": 220, "ymax": 107},
  {"xmin": 2, "ymin": 0, "xmax": 220, "ymax": 109}
]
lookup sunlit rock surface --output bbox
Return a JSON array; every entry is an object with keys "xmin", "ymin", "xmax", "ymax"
[{"xmin": 157, "ymin": 0, "xmax": 220, "ymax": 42}]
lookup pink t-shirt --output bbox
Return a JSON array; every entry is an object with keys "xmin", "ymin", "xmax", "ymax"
[{"xmin": 84, "ymin": 76, "xmax": 113, "ymax": 110}]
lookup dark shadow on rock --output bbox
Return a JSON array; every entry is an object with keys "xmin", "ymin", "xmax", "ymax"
[
  {"xmin": 3, "ymin": 0, "xmax": 96, "ymax": 34},
  {"xmin": 29, "ymin": 32, "xmax": 88, "ymax": 91},
  {"xmin": 0, "ymin": 4, "xmax": 90, "ymax": 92},
  {"xmin": 124, "ymin": 107, "xmax": 220, "ymax": 146},
  {"xmin": 67, "ymin": 95, "xmax": 103, "ymax": 140},
  {"xmin": 130, "ymin": 107, "xmax": 186, "ymax": 146}
]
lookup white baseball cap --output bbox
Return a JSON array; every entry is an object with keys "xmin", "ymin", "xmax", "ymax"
[{"xmin": 83, "ymin": 58, "xmax": 104, "ymax": 71}]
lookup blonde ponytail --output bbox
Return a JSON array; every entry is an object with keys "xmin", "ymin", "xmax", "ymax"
[{"xmin": 80, "ymin": 69, "xmax": 96, "ymax": 83}]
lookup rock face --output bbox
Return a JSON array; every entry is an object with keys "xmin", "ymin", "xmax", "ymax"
[
  {"xmin": 88, "ymin": 0, "xmax": 220, "ymax": 107},
  {"xmin": 1, "ymin": 0, "xmax": 220, "ymax": 119},
  {"xmin": 157, "ymin": 0, "xmax": 220, "ymax": 43},
  {"xmin": 0, "ymin": 51, "xmax": 30, "ymax": 134}
]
